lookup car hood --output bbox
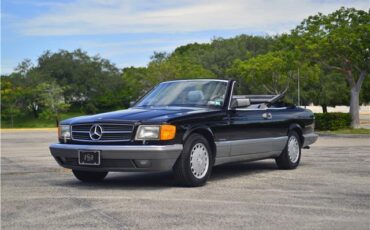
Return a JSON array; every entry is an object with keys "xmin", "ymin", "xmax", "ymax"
[{"xmin": 61, "ymin": 107, "xmax": 219, "ymax": 125}]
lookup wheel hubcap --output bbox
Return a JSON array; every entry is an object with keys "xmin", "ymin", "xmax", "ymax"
[
  {"xmin": 288, "ymin": 136, "xmax": 300, "ymax": 163},
  {"xmin": 190, "ymin": 143, "xmax": 209, "ymax": 179}
]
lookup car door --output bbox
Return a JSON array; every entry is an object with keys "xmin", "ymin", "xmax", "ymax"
[
  {"xmin": 265, "ymin": 107, "xmax": 291, "ymax": 152},
  {"xmin": 228, "ymin": 108, "xmax": 278, "ymax": 156}
]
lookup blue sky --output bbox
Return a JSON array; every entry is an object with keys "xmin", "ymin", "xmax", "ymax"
[{"xmin": 1, "ymin": 0, "xmax": 368, "ymax": 74}]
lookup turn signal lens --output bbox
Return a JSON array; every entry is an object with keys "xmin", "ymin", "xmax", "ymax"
[{"xmin": 160, "ymin": 125, "xmax": 176, "ymax": 140}]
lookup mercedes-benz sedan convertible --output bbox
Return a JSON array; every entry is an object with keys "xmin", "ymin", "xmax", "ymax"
[{"xmin": 50, "ymin": 79, "xmax": 318, "ymax": 187}]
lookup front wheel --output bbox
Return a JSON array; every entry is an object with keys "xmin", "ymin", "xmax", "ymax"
[
  {"xmin": 275, "ymin": 131, "xmax": 301, "ymax": 169},
  {"xmin": 72, "ymin": 170, "xmax": 108, "ymax": 182},
  {"xmin": 173, "ymin": 134, "xmax": 213, "ymax": 187}
]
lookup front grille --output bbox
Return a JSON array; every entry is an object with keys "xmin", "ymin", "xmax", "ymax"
[{"xmin": 71, "ymin": 123, "xmax": 134, "ymax": 142}]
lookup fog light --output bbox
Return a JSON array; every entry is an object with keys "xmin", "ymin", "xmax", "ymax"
[{"xmin": 134, "ymin": 160, "xmax": 151, "ymax": 168}]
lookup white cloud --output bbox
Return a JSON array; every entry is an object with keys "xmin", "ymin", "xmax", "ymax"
[{"xmin": 18, "ymin": 0, "xmax": 370, "ymax": 36}]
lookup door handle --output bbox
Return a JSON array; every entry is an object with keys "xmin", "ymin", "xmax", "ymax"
[{"xmin": 262, "ymin": 112, "xmax": 272, "ymax": 120}]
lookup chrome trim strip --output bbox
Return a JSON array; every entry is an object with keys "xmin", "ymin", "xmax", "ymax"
[
  {"xmin": 215, "ymin": 136, "xmax": 288, "ymax": 146},
  {"xmin": 233, "ymin": 107, "xmax": 268, "ymax": 111},
  {"xmin": 227, "ymin": 81, "xmax": 236, "ymax": 110},
  {"xmin": 101, "ymin": 131, "xmax": 132, "ymax": 134},
  {"xmin": 69, "ymin": 139, "xmax": 132, "ymax": 143},
  {"xmin": 72, "ymin": 123, "xmax": 134, "ymax": 126},
  {"xmin": 163, "ymin": 79, "xmax": 229, "ymax": 83},
  {"xmin": 50, "ymin": 143, "xmax": 183, "ymax": 152},
  {"xmin": 233, "ymin": 107, "xmax": 287, "ymax": 111}
]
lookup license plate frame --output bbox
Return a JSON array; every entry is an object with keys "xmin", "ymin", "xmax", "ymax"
[{"xmin": 78, "ymin": 150, "xmax": 101, "ymax": 166}]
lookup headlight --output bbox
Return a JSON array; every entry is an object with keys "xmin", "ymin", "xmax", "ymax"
[
  {"xmin": 58, "ymin": 125, "xmax": 71, "ymax": 140},
  {"xmin": 136, "ymin": 125, "xmax": 160, "ymax": 140},
  {"xmin": 135, "ymin": 125, "xmax": 176, "ymax": 141}
]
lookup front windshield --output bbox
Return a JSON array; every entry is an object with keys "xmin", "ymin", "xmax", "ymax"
[{"xmin": 135, "ymin": 80, "xmax": 228, "ymax": 108}]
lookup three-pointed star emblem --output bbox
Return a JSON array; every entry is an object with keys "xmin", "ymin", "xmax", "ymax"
[{"xmin": 89, "ymin": 124, "xmax": 103, "ymax": 140}]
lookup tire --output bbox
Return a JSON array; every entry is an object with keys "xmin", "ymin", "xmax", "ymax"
[
  {"xmin": 275, "ymin": 131, "xmax": 302, "ymax": 169},
  {"xmin": 173, "ymin": 134, "xmax": 214, "ymax": 187},
  {"xmin": 72, "ymin": 170, "xmax": 108, "ymax": 182}
]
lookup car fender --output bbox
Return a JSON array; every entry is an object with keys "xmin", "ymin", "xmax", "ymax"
[
  {"xmin": 288, "ymin": 123, "xmax": 304, "ymax": 143},
  {"xmin": 182, "ymin": 125, "xmax": 215, "ymax": 143},
  {"xmin": 181, "ymin": 125, "xmax": 217, "ymax": 158}
]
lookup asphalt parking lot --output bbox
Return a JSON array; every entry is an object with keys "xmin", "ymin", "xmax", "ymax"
[{"xmin": 1, "ymin": 130, "xmax": 369, "ymax": 230}]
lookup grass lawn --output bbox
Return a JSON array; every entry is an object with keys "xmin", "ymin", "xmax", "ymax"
[
  {"xmin": 318, "ymin": 128, "xmax": 370, "ymax": 135},
  {"xmin": 1, "ymin": 112, "xmax": 85, "ymax": 128}
]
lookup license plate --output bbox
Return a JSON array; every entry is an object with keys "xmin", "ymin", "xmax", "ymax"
[{"xmin": 78, "ymin": 150, "xmax": 101, "ymax": 165}]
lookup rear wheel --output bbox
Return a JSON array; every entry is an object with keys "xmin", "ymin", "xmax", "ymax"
[
  {"xmin": 173, "ymin": 134, "xmax": 213, "ymax": 187},
  {"xmin": 72, "ymin": 170, "xmax": 108, "ymax": 182},
  {"xmin": 275, "ymin": 131, "xmax": 301, "ymax": 169}
]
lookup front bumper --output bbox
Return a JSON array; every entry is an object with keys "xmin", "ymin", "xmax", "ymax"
[
  {"xmin": 49, "ymin": 143, "xmax": 183, "ymax": 172},
  {"xmin": 302, "ymin": 133, "xmax": 318, "ymax": 147}
]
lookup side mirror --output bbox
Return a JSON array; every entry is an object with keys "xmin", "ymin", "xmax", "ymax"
[{"xmin": 230, "ymin": 98, "xmax": 250, "ymax": 109}]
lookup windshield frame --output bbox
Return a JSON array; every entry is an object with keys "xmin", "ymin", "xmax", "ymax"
[{"xmin": 132, "ymin": 79, "xmax": 231, "ymax": 110}]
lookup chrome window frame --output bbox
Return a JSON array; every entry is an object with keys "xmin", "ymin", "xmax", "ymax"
[{"xmin": 227, "ymin": 81, "xmax": 287, "ymax": 111}]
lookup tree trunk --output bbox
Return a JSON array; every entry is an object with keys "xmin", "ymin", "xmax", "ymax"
[
  {"xmin": 55, "ymin": 112, "xmax": 60, "ymax": 127},
  {"xmin": 321, "ymin": 105, "xmax": 328, "ymax": 113},
  {"xmin": 349, "ymin": 87, "xmax": 360, "ymax": 129},
  {"xmin": 10, "ymin": 114, "xmax": 14, "ymax": 128},
  {"xmin": 32, "ymin": 108, "xmax": 39, "ymax": 118},
  {"xmin": 347, "ymin": 70, "xmax": 367, "ymax": 129}
]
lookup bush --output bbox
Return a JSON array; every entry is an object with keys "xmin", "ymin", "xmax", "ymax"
[
  {"xmin": 82, "ymin": 102, "xmax": 98, "ymax": 114},
  {"xmin": 315, "ymin": 113, "xmax": 351, "ymax": 130}
]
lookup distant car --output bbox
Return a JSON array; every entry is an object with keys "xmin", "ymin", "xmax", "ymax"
[{"xmin": 50, "ymin": 79, "xmax": 318, "ymax": 187}]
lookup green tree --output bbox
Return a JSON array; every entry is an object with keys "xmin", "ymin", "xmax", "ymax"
[
  {"xmin": 173, "ymin": 35, "xmax": 275, "ymax": 77},
  {"xmin": 14, "ymin": 59, "xmax": 33, "ymax": 77},
  {"xmin": 38, "ymin": 82, "xmax": 70, "ymax": 126},
  {"xmin": 291, "ymin": 7, "xmax": 369, "ymax": 128},
  {"xmin": 147, "ymin": 52, "xmax": 215, "ymax": 83},
  {"xmin": 121, "ymin": 67, "xmax": 150, "ymax": 105},
  {"xmin": 19, "ymin": 69, "xmax": 48, "ymax": 118},
  {"xmin": 360, "ymin": 77, "xmax": 370, "ymax": 104},
  {"xmin": 122, "ymin": 51, "xmax": 215, "ymax": 105},
  {"xmin": 302, "ymin": 71, "xmax": 349, "ymax": 113},
  {"xmin": 0, "ymin": 77, "xmax": 24, "ymax": 127},
  {"xmin": 228, "ymin": 51, "xmax": 298, "ymax": 97},
  {"xmin": 35, "ymin": 49, "xmax": 122, "ymax": 113}
]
